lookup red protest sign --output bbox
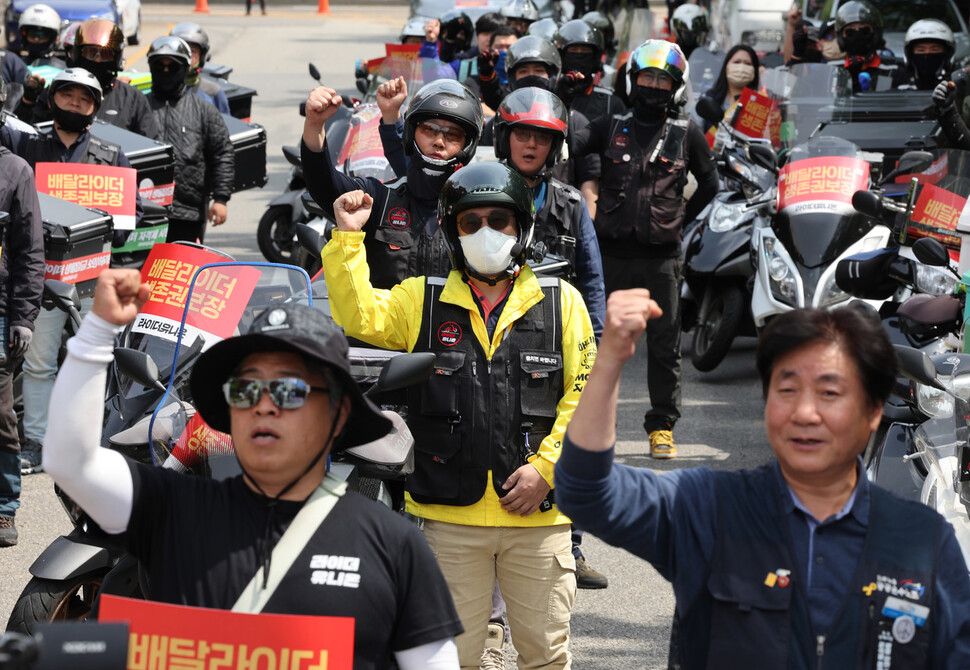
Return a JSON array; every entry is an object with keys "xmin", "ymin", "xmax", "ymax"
[
  {"xmin": 165, "ymin": 412, "xmax": 234, "ymax": 471},
  {"xmin": 733, "ymin": 88, "xmax": 774, "ymax": 140},
  {"xmin": 45, "ymin": 250, "xmax": 111, "ymax": 284},
  {"xmin": 336, "ymin": 116, "xmax": 384, "ymax": 169},
  {"xmin": 132, "ymin": 244, "xmax": 261, "ymax": 348},
  {"xmin": 98, "ymin": 595, "xmax": 355, "ymax": 670},
  {"xmin": 35, "ymin": 162, "xmax": 138, "ymax": 230},
  {"xmin": 909, "ymin": 182, "xmax": 966, "ymax": 247},
  {"xmin": 385, "ymin": 43, "xmax": 422, "ymax": 59},
  {"xmin": 777, "ymin": 156, "xmax": 869, "ymax": 211}
]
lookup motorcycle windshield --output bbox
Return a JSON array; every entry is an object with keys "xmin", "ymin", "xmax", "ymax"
[
  {"xmin": 129, "ymin": 246, "xmax": 312, "ymax": 473},
  {"xmin": 893, "ymin": 149, "xmax": 970, "ymax": 250},
  {"xmin": 775, "ymin": 136, "xmax": 872, "ymax": 268},
  {"xmin": 777, "ymin": 63, "xmax": 845, "ymax": 149}
]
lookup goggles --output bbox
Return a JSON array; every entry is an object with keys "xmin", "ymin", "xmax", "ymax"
[
  {"xmin": 223, "ymin": 377, "xmax": 329, "ymax": 410},
  {"xmin": 79, "ymin": 44, "xmax": 117, "ymax": 62},
  {"xmin": 842, "ymin": 25, "xmax": 873, "ymax": 38}
]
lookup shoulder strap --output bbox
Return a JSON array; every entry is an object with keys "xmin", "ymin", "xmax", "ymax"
[
  {"xmin": 231, "ymin": 473, "xmax": 348, "ymax": 613},
  {"xmin": 537, "ymin": 278, "xmax": 562, "ymax": 354}
]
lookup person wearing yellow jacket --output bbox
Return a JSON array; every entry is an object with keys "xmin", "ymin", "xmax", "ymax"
[{"xmin": 323, "ymin": 162, "xmax": 595, "ymax": 670}]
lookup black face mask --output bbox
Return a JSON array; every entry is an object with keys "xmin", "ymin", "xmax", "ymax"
[
  {"xmin": 561, "ymin": 52, "xmax": 598, "ymax": 78},
  {"xmin": 72, "ymin": 57, "xmax": 116, "ymax": 90},
  {"xmin": 150, "ymin": 63, "xmax": 188, "ymax": 100},
  {"xmin": 841, "ymin": 31, "xmax": 876, "ymax": 57},
  {"xmin": 911, "ymin": 52, "xmax": 947, "ymax": 83},
  {"xmin": 25, "ymin": 39, "xmax": 54, "ymax": 59},
  {"xmin": 632, "ymin": 84, "xmax": 672, "ymax": 123},
  {"xmin": 51, "ymin": 104, "xmax": 95, "ymax": 133},
  {"xmin": 511, "ymin": 73, "xmax": 555, "ymax": 92}
]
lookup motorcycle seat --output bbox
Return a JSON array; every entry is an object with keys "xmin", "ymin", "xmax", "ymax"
[{"xmin": 896, "ymin": 294, "xmax": 961, "ymax": 327}]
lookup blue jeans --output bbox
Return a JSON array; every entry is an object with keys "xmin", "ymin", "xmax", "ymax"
[
  {"xmin": 0, "ymin": 316, "xmax": 19, "ymax": 516},
  {"xmin": 22, "ymin": 298, "xmax": 93, "ymax": 444}
]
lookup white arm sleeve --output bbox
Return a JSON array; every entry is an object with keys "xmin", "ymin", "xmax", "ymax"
[
  {"xmin": 43, "ymin": 313, "xmax": 134, "ymax": 534},
  {"xmin": 393, "ymin": 639, "xmax": 459, "ymax": 670}
]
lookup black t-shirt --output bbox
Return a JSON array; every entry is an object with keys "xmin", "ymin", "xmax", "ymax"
[{"xmin": 125, "ymin": 460, "xmax": 463, "ymax": 669}]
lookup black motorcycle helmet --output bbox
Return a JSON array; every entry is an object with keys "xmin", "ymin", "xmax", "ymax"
[
  {"xmin": 438, "ymin": 162, "xmax": 536, "ymax": 277},
  {"xmin": 554, "ymin": 19, "xmax": 605, "ymax": 77},
  {"xmin": 581, "ymin": 11, "xmax": 616, "ymax": 58},
  {"xmin": 148, "ymin": 36, "xmax": 192, "ymax": 100},
  {"xmin": 169, "ymin": 22, "xmax": 210, "ymax": 73},
  {"xmin": 835, "ymin": 0, "xmax": 882, "ymax": 56},
  {"xmin": 494, "ymin": 87, "xmax": 569, "ymax": 175},
  {"xmin": 527, "ymin": 17, "xmax": 560, "ymax": 42},
  {"xmin": 669, "ymin": 4, "xmax": 709, "ymax": 54},
  {"xmin": 440, "ymin": 9, "xmax": 474, "ymax": 53},
  {"xmin": 506, "ymin": 35, "xmax": 562, "ymax": 90},
  {"xmin": 402, "ymin": 79, "xmax": 484, "ymax": 165},
  {"xmin": 500, "ymin": 0, "xmax": 539, "ymax": 35}
]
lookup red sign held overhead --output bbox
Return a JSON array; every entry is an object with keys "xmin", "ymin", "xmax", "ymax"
[{"xmin": 733, "ymin": 88, "xmax": 774, "ymax": 140}]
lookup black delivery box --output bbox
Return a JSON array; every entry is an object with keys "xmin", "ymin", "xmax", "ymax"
[
  {"xmin": 222, "ymin": 113, "xmax": 268, "ymax": 193},
  {"xmin": 89, "ymin": 120, "xmax": 176, "ymax": 208},
  {"xmin": 39, "ymin": 193, "xmax": 113, "ymax": 298},
  {"xmin": 214, "ymin": 77, "xmax": 258, "ymax": 121}
]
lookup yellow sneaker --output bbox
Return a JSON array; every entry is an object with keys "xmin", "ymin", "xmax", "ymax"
[{"xmin": 649, "ymin": 430, "xmax": 677, "ymax": 459}]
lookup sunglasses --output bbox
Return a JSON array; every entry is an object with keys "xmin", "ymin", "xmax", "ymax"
[
  {"xmin": 456, "ymin": 208, "xmax": 517, "ymax": 235},
  {"xmin": 79, "ymin": 45, "xmax": 116, "ymax": 62},
  {"xmin": 511, "ymin": 127, "xmax": 554, "ymax": 147},
  {"xmin": 23, "ymin": 28, "xmax": 52, "ymax": 40},
  {"xmin": 223, "ymin": 377, "xmax": 328, "ymax": 410},
  {"xmin": 416, "ymin": 120, "xmax": 466, "ymax": 145},
  {"xmin": 841, "ymin": 25, "xmax": 873, "ymax": 38}
]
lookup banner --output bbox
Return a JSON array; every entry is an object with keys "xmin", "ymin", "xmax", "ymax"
[
  {"xmin": 98, "ymin": 595, "xmax": 354, "ymax": 670},
  {"xmin": 36, "ymin": 163, "xmax": 138, "ymax": 230},
  {"xmin": 114, "ymin": 224, "xmax": 170, "ymax": 253},
  {"xmin": 909, "ymin": 183, "xmax": 966, "ymax": 247},
  {"xmin": 45, "ymin": 250, "xmax": 111, "ymax": 284},
  {"xmin": 132, "ymin": 244, "xmax": 261, "ymax": 348},
  {"xmin": 777, "ymin": 156, "xmax": 869, "ymax": 211},
  {"xmin": 384, "ymin": 43, "xmax": 422, "ymax": 59}
]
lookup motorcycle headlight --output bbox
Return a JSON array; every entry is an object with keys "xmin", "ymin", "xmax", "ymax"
[
  {"xmin": 915, "ymin": 263, "xmax": 957, "ymax": 296},
  {"xmin": 818, "ymin": 273, "xmax": 849, "ymax": 307},
  {"xmin": 916, "ymin": 381, "xmax": 954, "ymax": 418},
  {"xmin": 709, "ymin": 200, "xmax": 747, "ymax": 233},
  {"xmin": 727, "ymin": 154, "xmax": 754, "ymax": 183},
  {"xmin": 951, "ymin": 373, "xmax": 970, "ymax": 402},
  {"xmin": 764, "ymin": 238, "xmax": 797, "ymax": 306}
]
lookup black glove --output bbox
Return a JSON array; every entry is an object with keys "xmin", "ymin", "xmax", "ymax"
[
  {"xmin": 478, "ymin": 50, "xmax": 498, "ymax": 78},
  {"xmin": 22, "ymin": 75, "xmax": 45, "ymax": 104},
  {"xmin": 558, "ymin": 71, "xmax": 588, "ymax": 100},
  {"xmin": 845, "ymin": 55, "xmax": 867, "ymax": 76},
  {"xmin": 9, "ymin": 326, "xmax": 31, "ymax": 359},
  {"xmin": 934, "ymin": 80, "xmax": 956, "ymax": 113}
]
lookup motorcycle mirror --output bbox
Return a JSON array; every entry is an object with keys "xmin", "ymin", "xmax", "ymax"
[
  {"xmin": 748, "ymin": 143, "xmax": 778, "ymax": 173},
  {"xmin": 894, "ymin": 345, "xmax": 944, "ymax": 390},
  {"xmin": 695, "ymin": 96, "xmax": 723, "ymax": 126},
  {"xmin": 356, "ymin": 77, "xmax": 369, "ymax": 95},
  {"xmin": 42, "ymin": 278, "xmax": 80, "ymax": 314},
  {"xmin": 851, "ymin": 190, "xmax": 883, "ymax": 218},
  {"xmin": 354, "ymin": 58, "xmax": 368, "ymax": 79},
  {"xmin": 296, "ymin": 222, "xmax": 326, "ymax": 257},
  {"xmin": 308, "ymin": 62, "xmax": 322, "ymax": 83},
  {"xmin": 369, "ymin": 352, "xmax": 437, "ymax": 396},
  {"xmin": 114, "ymin": 348, "xmax": 166, "ymax": 393},
  {"xmin": 880, "ymin": 151, "xmax": 933, "ymax": 184},
  {"xmin": 281, "ymin": 145, "xmax": 302, "ymax": 167},
  {"xmin": 911, "ymin": 237, "xmax": 951, "ymax": 268}
]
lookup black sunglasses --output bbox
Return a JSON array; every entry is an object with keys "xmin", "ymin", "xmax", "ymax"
[{"xmin": 456, "ymin": 209, "xmax": 517, "ymax": 235}]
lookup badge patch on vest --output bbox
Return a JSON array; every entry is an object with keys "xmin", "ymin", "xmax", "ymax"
[
  {"xmin": 437, "ymin": 322, "xmax": 462, "ymax": 346},
  {"xmin": 387, "ymin": 207, "xmax": 411, "ymax": 229},
  {"xmin": 612, "ymin": 133, "xmax": 630, "ymax": 149},
  {"xmin": 763, "ymin": 568, "xmax": 791, "ymax": 588}
]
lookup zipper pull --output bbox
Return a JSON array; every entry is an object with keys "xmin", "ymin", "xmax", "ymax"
[
  {"xmin": 487, "ymin": 359, "xmax": 491, "ymax": 375},
  {"xmin": 471, "ymin": 361, "xmax": 476, "ymax": 376},
  {"xmin": 816, "ymin": 634, "xmax": 825, "ymax": 658}
]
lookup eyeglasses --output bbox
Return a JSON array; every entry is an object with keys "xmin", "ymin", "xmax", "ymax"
[
  {"xmin": 841, "ymin": 25, "xmax": 873, "ymax": 38},
  {"xmin": 222, "ymin": 377, "xmax": 329, "ymax": 410},
  {"xmin": 456, "ymin": 208, "xmax": 517, "ymax": 235},
  {"xmin": 79, "ymin": 45, "xmax": 116, "ymax": 63},
  {"xmin": 416, "ymin": 120, "xmax": 467, "ymax": 145},
  {"xmin": 511, "ymin": 127, "xmax": 554, "ymax": 147}
]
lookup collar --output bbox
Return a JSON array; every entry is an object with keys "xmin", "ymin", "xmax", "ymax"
[
  {"xmin": 467, "ymin": 276, "xmax": 515, "ymax": 321},
  {"xmin": 532, "ymin": 180, "xmax": 548, "ymax": 212},
  {"xmin": 774, "ymin": 456, "xmax": 870, "ymax": 526},
  {"xmin": 439, "ymin": 265, "xmax": 545, "ymax": 345}
]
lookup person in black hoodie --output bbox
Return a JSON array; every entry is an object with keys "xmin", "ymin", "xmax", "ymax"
[
  {"xmin": 15, "ymin": 18, "xmax": 161, "ymax": 141},
  {"xmin": 145, "ymin": 36, "xmax": 233, "ymax": 244},
  {"xmin": 301, "ymin": 77, "xmax": 483, "ymax": 288}
]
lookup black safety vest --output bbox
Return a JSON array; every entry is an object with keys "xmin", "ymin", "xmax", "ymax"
[
  {"xmin": 363, "ymin": 177, "xmax": 452, "ymax": 289},
  {"xmin": 405, "ymin": 275, "xmax": 564, "ymax": 507},
  {"xmin": 675, "ymin": 466, "xmax": 938, "ymax": 669},
  {"xmin": 595, "ymin": 112, "xmax": 690, "ymax": 246},
  {"xmin": 536, "ymin": 178, "xmax": 584, "ymax": 280},
  {"xmin": 18, "ymin": 133, "xmax": 120, "ymax": 169}
]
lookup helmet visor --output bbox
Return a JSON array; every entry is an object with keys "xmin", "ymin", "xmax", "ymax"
[{"xmin": 630, "ymin": 42, "xmax": 687, "ymax": 75}]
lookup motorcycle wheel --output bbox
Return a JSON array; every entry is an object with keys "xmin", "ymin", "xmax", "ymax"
[
  {"xmin": 257, "ymin": 206, "xmax": 298, "ymax": 264},
  {"xmin": 5, "ymin": 572, "xmax": 107, "ymax": 634},
  {"xmin": 690, "ymin": 286, "xmax": 745, "ymax": 373}
]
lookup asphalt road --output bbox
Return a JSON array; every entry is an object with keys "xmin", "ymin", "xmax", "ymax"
[{"xmin": 0, "ymin": 6, "xmax": 773, "ymax": 668}]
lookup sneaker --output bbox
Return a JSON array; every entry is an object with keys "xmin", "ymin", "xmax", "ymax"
[
  {"xmin": 649, "ymin": 430, "xmax": 677, "ymax": 459},
  {"xmin": 20, "ymin": 439, "xmax": 43, "ymax": 475},
  {"xmin": 480, "ymin": 622, "xmax": 506, "ymax": 670},
  {"xmin": 0, "ymin": 516, "xmax": 17, "ymax": 547},
  {"xmin": 575, "ymin": 556, "xmax": 609, "ymax": 589}
]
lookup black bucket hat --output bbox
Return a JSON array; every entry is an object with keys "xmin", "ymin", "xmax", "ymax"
[{"xmin": 189, "ymin": 302, "xmax": 392, "ymax": 449}]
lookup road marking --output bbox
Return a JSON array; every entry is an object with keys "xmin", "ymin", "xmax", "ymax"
[{"xmin": 126, "ymin": 23, "xmax": 175, "ymax": 65}]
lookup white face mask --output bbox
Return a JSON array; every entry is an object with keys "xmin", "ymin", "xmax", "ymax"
[
  {"xmin": 820, "ymin": 39, "xmax": 845, "ymax": 62},
  {"xmin": 725, "ymin": 62, "xmax": 755, "ymax": 88},
  {"xmin": 459, "ymin": 226, "xmax": 518, "ymax": 276}
]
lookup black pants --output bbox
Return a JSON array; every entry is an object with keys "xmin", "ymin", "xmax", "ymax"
[
  {"xmin": 602, "ymin": 253, "xmax": 683, "ymax": 432},
  {"xmin": 245, "ymin": 0, "xmax": 265, "ymax": 13}
]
